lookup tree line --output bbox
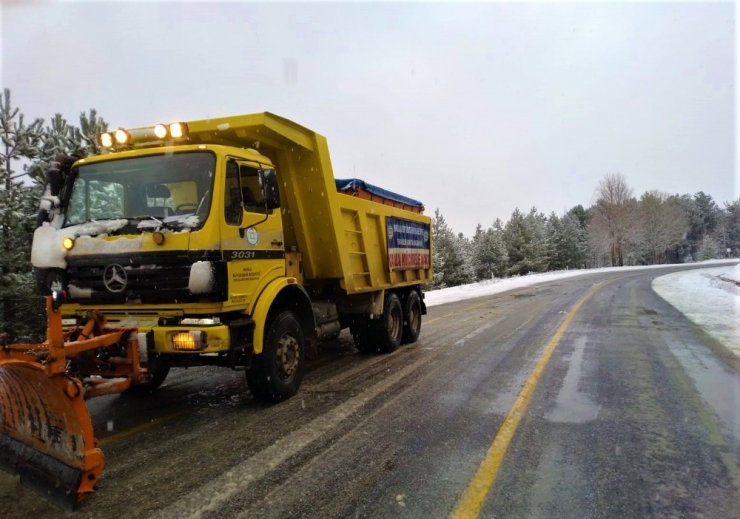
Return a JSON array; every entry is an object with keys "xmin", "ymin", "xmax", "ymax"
[
  {"xmin": 0, "ymin": 88, "xmax": 107, "ymax": 341},
  {"xmin": 431, "ymin": 173, "xmax": 738, "ymax": 288}
]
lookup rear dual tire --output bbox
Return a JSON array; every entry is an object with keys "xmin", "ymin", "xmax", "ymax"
[
  {"xmin": 402, "ymin": 290, "xmax": 422, "ymax": 344},
  {"xmin": 350, "ymin": 292, "xmax": 405, "ymax": 354}
]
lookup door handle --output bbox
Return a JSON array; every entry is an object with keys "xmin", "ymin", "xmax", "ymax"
[{"xmin": 271, "ymin": 240, "xmax": 283, "ymax": 247}]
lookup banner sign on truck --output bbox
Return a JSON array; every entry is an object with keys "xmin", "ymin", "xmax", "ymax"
[{"xmin": 386, "ymin": 217, "xmax": 431, "ymax": 271}]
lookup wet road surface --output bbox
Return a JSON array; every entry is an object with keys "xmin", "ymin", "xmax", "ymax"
[{"xmin": 1, "ymin": 266, "xmax": 738, "ymax": 519}]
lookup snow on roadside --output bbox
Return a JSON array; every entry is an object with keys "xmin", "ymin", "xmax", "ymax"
[
  {"xmin": 425, "ymin": 259, "xmax": 739, "ymax": 308},
  {"xmin": 652, "ymin": 266, "xmax": 740, "ymax": 358},
  {"xmin": 720, "ymin": 264, "xmax": 740, "ymax": 284}
]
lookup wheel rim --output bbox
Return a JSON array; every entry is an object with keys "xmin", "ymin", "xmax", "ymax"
[
  {"xmin": 409, "ymin": 299, "xmax": 421, "ymax": 333},
  {"xmin": 276, "ymin": 333, "xmax": 300, "ymax": 380},
  {"xmin": 389, "ymin": 305, "xmax": 402, "ymax": 340}
]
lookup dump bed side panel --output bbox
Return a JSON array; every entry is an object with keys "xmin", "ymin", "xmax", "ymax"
[{"xmin": 336, "ymin": 193, "xmax": 432, "ymax": 294}]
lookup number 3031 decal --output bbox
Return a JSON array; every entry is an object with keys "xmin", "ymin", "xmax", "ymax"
[{"xmin": 230, "ymin": 250, "xmax": 256, "ymax": 259}]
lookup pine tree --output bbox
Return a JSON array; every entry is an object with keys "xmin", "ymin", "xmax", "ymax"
[
  {"xmin": 699, "ymin": 236, "xmax": 717, "ymax": 260},
  {"xmin": 491, "ymin": 219, "xmax": 509, "ymax": 277},
  {"xmin": 473, "ymin": 222, "xmax": 510, "ymax": 280},
  {"xmin": 27, "ymin": 113, "xmax": 84, "ymax": 185},
  {"xmin": 73, "ymin": 109, "xmax": 108, "ymax": 156},
  {"xmin": 722, "ymin": 200, "xmax": 740, "ymax": 257},
  {"xmin": 0, "ymin": 89, "xmax": 45, "ymax": 340},
  {"xmin": 454, "ymin": 232, "xmax": 475, "ymax": 285},
  {"xmin": 504, "ymin": 208, "xmax": 549, "ymax": 275},
  {"xmin": 560, "ymin": 212, "xmax": 589, "ymax": 268},
  {"xmin": 637, "ymin": 191, "xmax": 688, "ymax": 264},
  {"xmin": 546, "ymin": 212, "xmax": 564, "ymax": 270},
  {"xmin": 430, "ymin": 209, "xmax": 471, "ymax": 287}
]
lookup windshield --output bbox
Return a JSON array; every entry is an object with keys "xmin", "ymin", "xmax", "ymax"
[{"xmin": 63, "ymin": 151, "xmax": 215, "ymax": 229}]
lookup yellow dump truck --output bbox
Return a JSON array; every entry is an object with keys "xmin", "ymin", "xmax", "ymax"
[
  {"xmin": 0, "ymin": 113, "xmax": 432, "ymax": 508},
  {"xmin": 32, "ymin": 113, "xmax": 432, "ymax": 397}
]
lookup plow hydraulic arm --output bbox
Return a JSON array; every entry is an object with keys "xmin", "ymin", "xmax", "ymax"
[{"xmin": 0, "ymin": 293, "xmax": 147, "ymax": 510}]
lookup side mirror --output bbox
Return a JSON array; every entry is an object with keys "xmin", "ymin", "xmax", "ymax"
[{"xmin": 261, "ymin": 169, "xmax": 280, "ymax": 209}]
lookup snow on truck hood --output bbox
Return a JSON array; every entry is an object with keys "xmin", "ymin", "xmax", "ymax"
[{"xmin": 31, "ymin": 217, "xmax": 199, "ymax": 269}]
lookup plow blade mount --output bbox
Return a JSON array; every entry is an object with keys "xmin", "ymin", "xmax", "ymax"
[{"xmin": 0, "ymin": 360, "xmax": 104, "ymax": 510}]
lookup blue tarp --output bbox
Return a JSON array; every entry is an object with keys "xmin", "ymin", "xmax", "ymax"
[{"xmin": 334, "ymin": 178, "xmax": 424, "ymax": 208}]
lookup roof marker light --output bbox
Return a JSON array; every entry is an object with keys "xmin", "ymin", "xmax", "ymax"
[
  {"xmin": 154, "ymin": 124, "xmax": 168, "ymax": 139},
  {"xmin": 169, "ymin": 122, "xmax": 187, "ymax": 138},
  {"xmin": 99, "ymin": 133, "xmax": 113, "ymax": 148},
  {"xmin": 114, "ymin": 129, "xmax": 130, "ymax": 144}
]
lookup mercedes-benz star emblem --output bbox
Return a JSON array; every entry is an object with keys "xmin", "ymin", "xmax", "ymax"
[{"xmin": 103, "ymin": 264, "xmax": 128, "ymax": 293}]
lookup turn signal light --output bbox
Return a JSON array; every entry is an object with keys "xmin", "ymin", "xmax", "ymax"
[
  {"xmin": 171, "ymin": 331, "xmax": 207, "ymax": 351},
  {"xmin": 62, "ymin": 237, "xmax": 75, "ymax": 251}
]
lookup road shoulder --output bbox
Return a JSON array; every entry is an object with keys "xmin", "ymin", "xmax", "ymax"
[{"xmin": 652, "ymin": 264, "xmax": 740, "ymax": 374}]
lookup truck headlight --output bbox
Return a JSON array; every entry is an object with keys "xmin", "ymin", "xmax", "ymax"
[{"xmin": 171, "ymin": 331, "xmax": 207, "ymax": 351}]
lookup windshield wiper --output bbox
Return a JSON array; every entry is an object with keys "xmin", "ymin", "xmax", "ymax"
[{"xmin": 127, "ymin": 216, "xmax": 179, "ymax": 232}]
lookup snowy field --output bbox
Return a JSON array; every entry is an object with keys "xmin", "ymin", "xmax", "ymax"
[
  {"xmin": 652, "ymin": 265, "xmax": 740, "ymax": 358},
  {"xmin": 425, "ymin": 259, "xmax": 739, "ymax": 307}
]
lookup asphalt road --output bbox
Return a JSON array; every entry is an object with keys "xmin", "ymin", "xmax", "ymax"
[{"xmin": 1, "ymin": 266, "xmax": 739, "ymax": 519}]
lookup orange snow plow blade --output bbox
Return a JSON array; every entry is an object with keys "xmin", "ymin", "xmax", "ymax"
[
  {"xmin": 0, "ymin": 361, "xmax": 103, "ymax": 510},
  {"xmin": 0, "ymin": 293, "xmax": 146, "ymax": 510}
]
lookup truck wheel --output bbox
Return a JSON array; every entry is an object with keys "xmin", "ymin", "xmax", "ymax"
[
  {"xmin": 124, "ymin": 354, "xmax": 171, "ymax": 396},
  {"xmin": 402, "ymin": 290, "xmax": 422, "ymax": 344},
  {"xmin": 377, "ymin": 293, "xmax": 403, "ymax": 353},
  {"xmin": 146, "ymin": 354, "xmax": 172, "ymax": 390},
  {"xmin": 247, "ymin": 311, "xmax": 305, "ymax": 403},
  {"xmin": 350, "ymin": 317, "xmax": 378, "ymax": 354}
]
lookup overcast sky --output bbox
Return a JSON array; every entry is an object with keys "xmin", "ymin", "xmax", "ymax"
[{"xmin": 1, "ymin": 1, "xmax": 736, "ymax": 236}]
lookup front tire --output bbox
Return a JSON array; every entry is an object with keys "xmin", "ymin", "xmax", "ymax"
[
  {"xmin": 247, "ymin": 311, "xmax": 305, "ymax": 403},
  {"xmin": 124, "ymin": 354, "xmax": 171, "ymax": 396}
]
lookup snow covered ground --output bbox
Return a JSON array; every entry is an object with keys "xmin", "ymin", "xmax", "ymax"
[
  {"xmin": 720, "ymin": 263, "xmax": 740, "ymax": 284},
  {"xmin": 425, "ymin": 259, "xmax": 738, "ymax": 307},
  {"xmin": 652, "ymin": 265, "xmax": 740, "ymax": 358}
]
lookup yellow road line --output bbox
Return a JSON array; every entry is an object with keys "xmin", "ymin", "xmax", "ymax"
[
  {"xmin": 450, "ymin": 282, "xmax": 606, "ymax": 519},
  {"xmin": 98, "ymin": 408, "xmax": 190, "ymax": 446}
]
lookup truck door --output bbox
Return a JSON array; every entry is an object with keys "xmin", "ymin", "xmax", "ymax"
[{"xmin": 222, "ymin": 159, "xmax": 285, "ymax": 309}]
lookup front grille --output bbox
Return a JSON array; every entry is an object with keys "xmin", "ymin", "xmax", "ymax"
[
  {"xmin": 65, "ymin": 251, "xmax": 224, "ymax": 304},
  {"xmin": 68, "ymin": 262, "xmax": 190, "ymax": 292}
]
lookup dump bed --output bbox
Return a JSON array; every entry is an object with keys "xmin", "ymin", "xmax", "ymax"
[{"xmin": 185, "ymin": 113, "xmax": 432, "ymax": 293}]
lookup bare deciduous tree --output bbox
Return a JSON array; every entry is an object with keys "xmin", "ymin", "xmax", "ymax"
[{"xmin": 588, "ymin": 173, "xmax": 640, "ymax": 266}]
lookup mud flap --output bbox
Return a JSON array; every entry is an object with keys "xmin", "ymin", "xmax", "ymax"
[{"xmin": 0, "ymin": 361, "xmax": 104, "ymax": 510}]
